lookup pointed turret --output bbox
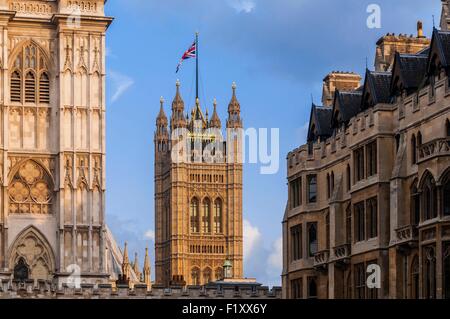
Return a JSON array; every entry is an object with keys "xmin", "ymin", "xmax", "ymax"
[
  {"xmin": 190, "ymin": 98, "xmax": 207, "ymax": 130},
  {"xmin": 171, "ymin": 80, "xmax": 187, "ymax": 130},
  {"xmin": 121, "ymin": 242, "xmax": 131, "ymax": 284},
  {"xmin": 156, "ymin": 97, "xmax": 168, "ymax": 130},
  {"xmin": 133, "ymin": 252, "xmax": 141, "ymax": 282},
  {"xmin": 226, "ymin": 82, "xmax": 242, "ymax": 129},
  {"xmin": 209, "ymin": 98, "xmax": 222, "ymax": 129},
  {"xmin": 143, "ymin": 247, "xmax": 152, "ymax": 290},
  {"xmin": 155, "ymin": 97, "xmax": 169, "ymax": 154}
]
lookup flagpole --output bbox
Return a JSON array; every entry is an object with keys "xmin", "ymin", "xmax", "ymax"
[{"xmin": 196, "ymin": 31, "xmax": 199, "ymax": 101}]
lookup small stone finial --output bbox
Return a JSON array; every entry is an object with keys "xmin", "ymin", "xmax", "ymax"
[
  {"xmin": 417, "ymin": 21, "xmax": 424, "ymax": 38},
  {"xmin": 213, "ymin": 98, "xmax": 217, "ymax": 108},
  {"xmin": 123, "ymin": 242, "xmax": 129, "ymax": 262},
  {"xmin": 232, "ymin": 82, "xmax": 237, "ymax": 92},
  {"xmin": 196, "ymin": 97, "xmax": 200, "ymax": 106},
  {"xmin": 160, "ymin": 96, "xmax": 165, "ymax": 105},
  {"xmin": 176, "ymin": 79, "xmax": 180, "ymax": 87}
]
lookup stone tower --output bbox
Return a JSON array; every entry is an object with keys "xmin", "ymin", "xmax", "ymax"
[
  {"xmin": 374, "ymin": 21, "xmax": 430, "ymax": 71},
  {"xmin": 154, "ymin": 81, "xmax": 243, "ymax": 287},
  {"xmin": 0, "ymin": 1, "xmax": 112, "ymax": 285}
]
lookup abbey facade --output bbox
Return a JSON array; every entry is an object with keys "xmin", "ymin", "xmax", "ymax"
[
  {"xmin": 0, "ymin": 0, "xmax": 112, "ymax": 286},
  {"xmin": 283, "ymin": 1, "xmax": 450, "ymax": 299},
  {"xmin": 154, "ymin": 82, "xmax": 244, "ymax": 287}
]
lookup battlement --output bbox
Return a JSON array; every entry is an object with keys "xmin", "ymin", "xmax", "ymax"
[{"xmin": 0, "ymin": 280, "xmax": 282, "ymax": 299}]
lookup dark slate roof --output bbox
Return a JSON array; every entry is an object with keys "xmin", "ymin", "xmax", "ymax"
[
  {"xmin": 369, "ymin": 71, "xmax": 392, "ymax": 104},
  {"xmin": 314, "ymin": 105, "xmax": 333, "ymax": 137},
  {"xmin": 336, "ymin": 91, "xmax": 363, "ymax": 122},
  {"xmin": 436, "ymin": 30, "xmax": 450, "ymax": 66},
  {"xmin": 396, "ymin": 53, "xmax": 428, "ymax": 89}
]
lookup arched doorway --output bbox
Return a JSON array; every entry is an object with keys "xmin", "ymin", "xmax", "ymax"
[{"xmin": 8, "ymin": 226, "xmax": 55, "ymax": 281}]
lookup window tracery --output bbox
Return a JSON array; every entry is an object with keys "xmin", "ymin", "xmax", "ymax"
[
  {"xmin": 8, "ymin": 161, "xmax": 53, "ymax": 215},
  {"xmin": 10, "ymin": 43, "xmax": 50, "ymax": 104}
]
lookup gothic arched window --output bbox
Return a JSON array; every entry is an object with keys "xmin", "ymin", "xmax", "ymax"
[
  {"xmin": 411, "ymin": 256, "xmax": 419, "ymax": 299},
  {"xmin": 202, "ymin": 198, "xmax": 211, "ymax": 233},
  {"xmin": 308, "ymin": 277, "xmax": 318, "ymax": 299},
  {"xmin": 346, "ymin": 164, "xmax": 351, "ymax": 191},
  {"xmin": 346, "ymin": 204, "xmax": 352, "ymax": 244},
  {"xmin": 203, "ymin": 268, "xmax": 212, "ymax": 284},
  {"xmin": 215, "ymin": 267, "xmax": 223, "ymax": 281},
  {"xmin": 308, "ymin": 223, "xmax": 318, "ymax": 257},
  {"xmin": 190, "ymin": 198, "xmax": 200, "ymax": 233},
  {"xmin": 424, "ymin": 247, "xmax": 436, "ymax": 299},
  {"xmin": 307, "ymin": 175, "xmax": 317, "ymax": 203},
  {"xmin": 422, "ymin": 173, "xmax": 437, "ymax": 220},
  {"xmin": 10, "ymin": 43, "xmax": 50, "ymax": 105},
  {"xmin": 444, "ymin": 173, "xmax": 450, "ymax": 217},
  {"xmin": 444, "ymin": 246, "xmax": 450, "ymax": 299},
  {"xmin": 191, "ymin": 267, "xmax": 200, "ymax": 285},
  {"xmin": 331, "ymin": 172, "xmax": 335, "ymax": 194},
  {"xmin": 326, "ymin": 173, "xmax": 331, "ymax": 199},
  {"xmin": 214, "ymin": 198, "xmax": 223, "ymax": 234},
  {"xmin": 411, "ymin": 134, "xmax": 417, "ymax": 164},
  {"xmin": 411, "ymin": 182, "xmax": 421, "ymax": 225}
]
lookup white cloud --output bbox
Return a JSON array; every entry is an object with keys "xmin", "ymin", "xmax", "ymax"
[
  {"xmin": 243, "ymin": 219, "xmax": 262, "ymax": 258},
  {"xmin": 105, "ymin": 47, "xmax": 117, "ymax": 58},
  {"xmin": 109, "ymin": 70, "xmax": 134, "ymax": 103},
  {"xmin": 268, "ymin": 237, "xmax": 282, "ymax": 270},
  {"xmin": 227, "ymin": 0, "xmax": 256, "ymax": 13},
  {"xmin": 144, "ymin": 229, "xmax": 155, "ymax": 241}
]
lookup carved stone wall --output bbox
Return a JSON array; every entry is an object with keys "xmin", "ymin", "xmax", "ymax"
[{"xmin": 0, "ymin": 0, "xmax": 112, "ymax": 285}]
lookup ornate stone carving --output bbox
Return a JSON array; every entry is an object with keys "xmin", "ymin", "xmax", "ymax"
[
  {"xmin": 8, "ymin": 160, "xmax": 53, "ymax": 215},
  {"xmin": 92, "ymin": 38, "xmax": 101, "ymax": 73},
  {"xmin": 9, "ymin": 1, "xmax": 56, "ymax": 17},
  {"xmin": 9, "ymin": 227, "xmax": 55, "ymax": 281},
  {"xmin": 77, "ymin": 37, "xmax": 89, "ymax": 70},
  {"xmin": 77, "ymin": 155, "xmax": 89, "ymax": 185},
  {"xmin": 67, "ymin": 1, "xmax": 98, "ymax": 13},
  {"xmin": 92, "ymin": 155, "xmax": 102, "ymax": 187}
]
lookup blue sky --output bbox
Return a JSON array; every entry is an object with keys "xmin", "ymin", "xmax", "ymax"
[{"xmin": 104, "ymin": 0, "xmax": 441, "ymax": 287}]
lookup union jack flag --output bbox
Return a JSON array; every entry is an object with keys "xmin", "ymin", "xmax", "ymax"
[{"xmin": 176, "ymin": 41, "xmax": 197, "ymax": 73}]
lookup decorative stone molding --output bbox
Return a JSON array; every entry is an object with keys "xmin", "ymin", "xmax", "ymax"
[{"xmin": 9, "ymin": 1, "xmax": 56, "ymax": 18}]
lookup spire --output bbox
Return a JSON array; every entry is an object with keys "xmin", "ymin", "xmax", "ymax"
[
  {"xmin": 226, "ymin": 82, "xmax": 242, "ymax": 129},
  {"xmin": 191, "ymin": 97, "xmax": 207, "ymax": 129},
  {"xmin": 143, "ymin": 247, "xmax": 152, "ymax": 290},
  {"xmin": 209, "ymin": 98, "xmax": 222, "ymax": 128},
  {"xmin": 171, "ymin": 80, "xmax": 186, "ymax": 130},
  {"xmin": 123, "ymin": 242, "xmax": 129, "ymax": 264},
  {"xmin": 155, "ymin": 97, "xmax": 169, "ymax": 148},
  {"xmin": 133, "ymin": 252, "xmax": 141, "ymax": 281},
  {"xmin": 121, "ymin": 242, "xmax": 131, "ymax": 284},
  {"xmin": 156, "ymin": 96, "xmax": 168, "ymax": 126}
]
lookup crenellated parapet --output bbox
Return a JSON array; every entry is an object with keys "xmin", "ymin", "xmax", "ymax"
[
  {"xmin": 0, "ymin": 279, "xmax": 282, "ymax": 299},
  {"xmin": 0, "ymin": 0, "xmax": 107, "ymax": 18}
]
